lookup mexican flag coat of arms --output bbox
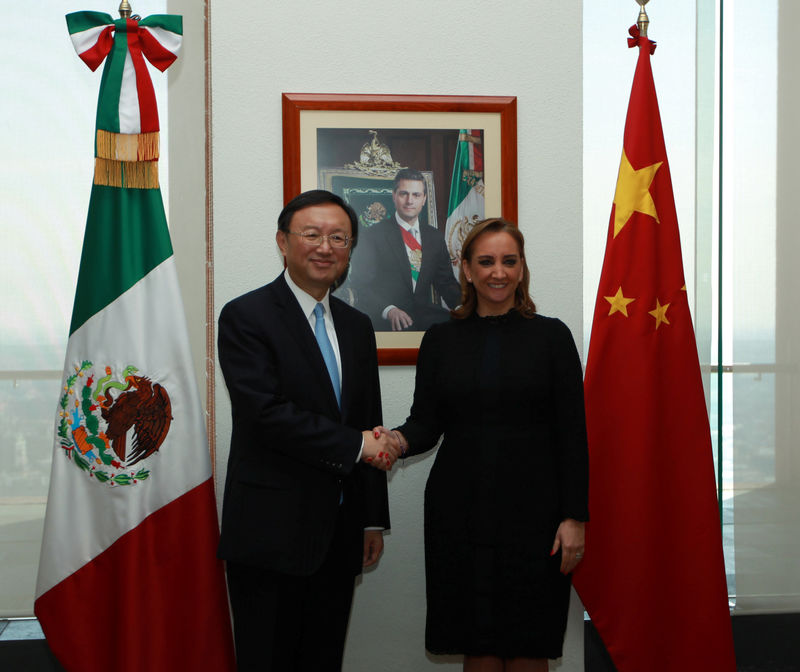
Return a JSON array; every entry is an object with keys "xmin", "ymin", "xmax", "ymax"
[{"xmin": 33, "ymin": 10, "xmax": 235, "ymax": 671}]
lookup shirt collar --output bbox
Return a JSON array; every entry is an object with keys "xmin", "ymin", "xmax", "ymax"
[
  {"xmin": 394, "ymin": 211, "xmax": 420, "ymax": 234},
  {"xmin": 283, "ymin": 270, "xmax": 331, "ymax": 322}
]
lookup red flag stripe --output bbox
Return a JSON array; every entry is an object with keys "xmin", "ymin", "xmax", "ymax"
[{"xmin": 35, "ymin": 479, "xmax": 236, "ymax": 671}]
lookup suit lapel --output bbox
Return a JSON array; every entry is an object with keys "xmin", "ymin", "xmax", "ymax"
[{"xmin": 272, "ymin": 275, "xmax": 341, "ymax": 417}]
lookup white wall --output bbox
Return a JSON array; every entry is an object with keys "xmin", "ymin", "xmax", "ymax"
[{"xmin": 207, "ymin": 1, "xmax": 584, "ymax": 669}]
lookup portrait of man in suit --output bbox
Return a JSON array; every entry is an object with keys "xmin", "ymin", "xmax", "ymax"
[
  {"xmin": 352, "ymin": 168, "xmax": 463, "ymax": 331},
  {"xmin": 217, "ymin": 190, "xmax": 399, "ymax": 671}
]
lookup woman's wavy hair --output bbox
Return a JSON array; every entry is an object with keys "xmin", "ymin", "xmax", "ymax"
[{"xmin": 452, "ymin": 218, "xmax": 537, "ymax": 320}]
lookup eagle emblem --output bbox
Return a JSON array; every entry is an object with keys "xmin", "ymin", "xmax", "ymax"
[
  {"xmin": 344, "ymin": 130, "xmax": 406, "ymax": 177},
  {"xmin": 58, "ymin": 361, "xmax": 173, "ymax": 487}
]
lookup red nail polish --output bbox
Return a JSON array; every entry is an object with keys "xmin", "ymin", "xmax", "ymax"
[{"xmin": 374, "ymin": 430, "xmax": 380, "ymax": 438}]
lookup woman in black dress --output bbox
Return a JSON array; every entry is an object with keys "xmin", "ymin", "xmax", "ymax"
[{"xmin": 389, "ymin": 218, "xmax": 588, "ymax": 672}]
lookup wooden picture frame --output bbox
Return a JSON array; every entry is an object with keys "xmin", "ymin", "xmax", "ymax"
[{"xmin": 282, "ymin": 93, "xmax": 518, "ymax": 365}]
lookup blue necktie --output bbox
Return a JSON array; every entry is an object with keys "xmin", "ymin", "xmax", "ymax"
[{"xmin": 313, "ymin": 303, "xmax": 341, "ymax": 407}]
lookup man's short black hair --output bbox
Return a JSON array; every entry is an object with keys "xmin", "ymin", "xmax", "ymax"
[
  {"xmin": 277, "ymin": 190, "xmax": 360, "ymax": 250},
  {"xmin": 393, "ymin": 168, "xmax": 427, "ymax": 196}
]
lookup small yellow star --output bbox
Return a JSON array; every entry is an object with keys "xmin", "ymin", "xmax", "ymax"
[
  {"xmin": 613, "ymin": 149, "xmax": 662, "ymax": 238},
  {"xmin": 604, "ymin": 287, "xmax": 635, "ymax": 317},
  {"xmin": 648, "ymin": 299, "xmax": 671, "ymax": 329}
]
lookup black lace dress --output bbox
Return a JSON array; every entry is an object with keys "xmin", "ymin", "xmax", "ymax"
[{"xmin": 397, "ymin": 310, "xmax": 588, "ymax": 659}]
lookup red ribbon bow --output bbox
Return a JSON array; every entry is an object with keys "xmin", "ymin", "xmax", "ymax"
[
  {"xmin": 627, "ymin": 25, "xmax": 657, "ymax": 54},
  {"xmin": 80, "ymin": 18, "xmax": 177, "ymax": 73}
]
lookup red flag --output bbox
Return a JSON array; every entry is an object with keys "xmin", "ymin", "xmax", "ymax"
[{"xmin": 572, "ymin": 26, "xmax": 735, "ymax": 671}]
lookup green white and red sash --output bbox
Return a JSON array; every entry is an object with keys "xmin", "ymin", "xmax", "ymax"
[
  {"xmin": 445, "ymin": 129, "xmax": 485, "ymax": 276},
  {"xmin": 399, "ymin": 224, "xmax": 422, "ymax": 283},
  {"xmin": 34, "ymin": 12, "xmax": 235, "ymax": 672}
]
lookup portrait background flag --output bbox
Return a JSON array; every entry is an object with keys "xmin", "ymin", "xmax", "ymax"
[
  {"xmin": 33, "ymin": 11, "xmax": 235, "ymax": 671},
  {"xmin": 444, "ymin": 129, "xmax": 485, "ymax": 276},
  {"xmin": 572, "ymin": 24, "xmax": 736, "ymax": 672}
]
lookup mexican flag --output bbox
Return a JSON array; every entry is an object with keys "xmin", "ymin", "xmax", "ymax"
[
  {"xmin": 572, "ymin": 25, "xmax": 735, "ymax": 671},
  {"xmin": 33, "ymin": 12, "xmax": 235, "ymax": 671},
  {"xmin": 444, "ymin": 129, "xmax": 485, "ymax": 277}
]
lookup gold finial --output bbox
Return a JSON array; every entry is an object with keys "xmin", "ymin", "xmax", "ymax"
[
  {"xmin": 119, "ymin": 1, "xmax": 132, "ymax": 18},
  {"xmin": 636, "ymin": 0, "xmax": 650, "ymax": 37}
]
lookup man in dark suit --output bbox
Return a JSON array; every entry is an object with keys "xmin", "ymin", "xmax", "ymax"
[
  {"xmin": 217, "ymin": 190, "xmax": 399, "ymax": 671},
  {"xmin": 352, "ymin": 168, "xmax": 462, "ymax": 331}
]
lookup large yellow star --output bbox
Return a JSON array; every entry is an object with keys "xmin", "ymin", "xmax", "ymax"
[
  {"xmin": 604, "ymin": 287, "xmax": 635, "ymax": 317},
  {"xmin": 648, "ymin": 299, "xmax": 671, "ymax": 329},
  {"xmin": 613, "ymin": 149, "xmax": 663, "ymax": 238}
]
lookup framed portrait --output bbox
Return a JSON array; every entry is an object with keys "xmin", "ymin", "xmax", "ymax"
[{"xmin": 282, "ymin": 93, "xmax": 518, "ymax": 365}]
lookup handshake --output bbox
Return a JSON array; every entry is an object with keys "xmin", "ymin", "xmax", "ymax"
[{"xmin": 361, "ymin": 426, "xmax": 407, "ymax": 471}]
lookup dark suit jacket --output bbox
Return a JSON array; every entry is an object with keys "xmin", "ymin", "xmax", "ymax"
[
  {"xmin": 217, "ymin": 273, "xmax": 390, "ymax": 577},
  {"xmin": 352, "ymin": 218, "xmax": 462, "ymax": 331}
]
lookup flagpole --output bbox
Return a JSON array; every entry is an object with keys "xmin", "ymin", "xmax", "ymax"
[
  {"xmin": 636, "ymin": 0, "xmax": 650, "ymax": 38},
  {"xmin": 119, "ymin": 1, "xmax": 132, "ymax": 18}
]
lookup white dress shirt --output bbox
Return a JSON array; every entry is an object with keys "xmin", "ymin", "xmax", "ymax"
[
  {"xmin": 284, "ymin": 270, "xmax": 342, "ymax": 383},
  {"xmin": 283, "ymin": 270, "xmax": 367, "ymax": 464}
]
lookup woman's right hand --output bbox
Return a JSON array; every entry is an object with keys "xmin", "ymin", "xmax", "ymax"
[{"xmin": 373, "ymin": 426, "xmax": 408, "ymax": 458}]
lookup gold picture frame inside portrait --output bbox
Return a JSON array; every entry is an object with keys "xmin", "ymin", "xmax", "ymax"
[{"xmin": 282, "ymin": 93, "xmax": 518, "ymax": 365}]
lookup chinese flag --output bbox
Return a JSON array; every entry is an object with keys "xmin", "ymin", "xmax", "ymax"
[{"xmin": 572, "ymin": 26, "xmax": 736, "ymax": 671}]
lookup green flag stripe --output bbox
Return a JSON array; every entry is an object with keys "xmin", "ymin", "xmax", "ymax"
[
  {"xmin": 94, "ymin": 20, "xmax": 129, "ymax": 134},
  {"xmin": 447, "ymin": 131, "xmax": 472, "ymax": 217},
  {"xmin": 66, "ymin": 11, "xmax": 113, "ymax": 35},
  {"xmin": 139, "ymin": 14, "xmax": 183, "ymax": 34},
  {"xmin": 70, "ymin": 184, "xmax": 173, "ymax": 334}
]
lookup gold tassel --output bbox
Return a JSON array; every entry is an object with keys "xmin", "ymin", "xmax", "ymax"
[
  {"xmin": 137, "ymin": 132, "xmax": 159, "ymax": 161},
  {"xmin": 96, "ymin": 129, "xmax": 160, "ymax": 161},
  {"xmin": 94, "ymin": 158, "xmax": 159, "ymax": 189},
  {"xmin": 94, "ymin": 157, "xmax": 122, "ymax": 187}
]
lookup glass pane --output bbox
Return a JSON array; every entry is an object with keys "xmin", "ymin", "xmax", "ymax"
[
  {"xmin": 696, "ymin": 0, "xmax": 733, "ymax": 599},
  {"xmin": 0, "ymin": 379, "xmax": 53, "ymax": 617}
]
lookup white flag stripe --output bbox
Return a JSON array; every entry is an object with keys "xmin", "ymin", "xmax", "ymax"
[
  {"xmin": 118, "ymin": 51, "xmax": 141, "ymax": 134},
  {"xmin": 69, "ymin": 24, "xmax": 110, "ymax": 56},
  {"xmin": 141, "ymin": 25, "xmax": 182, "ymax": 55},
  {"xmin": 36, "ymin": 257, "xmax": 210, "ymax": 597},
  {"xmin": 445, "ymin": 183, "xmax": 485, "ymax": 277}
]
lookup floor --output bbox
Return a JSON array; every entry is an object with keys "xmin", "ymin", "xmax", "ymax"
[
  {"xmin": 0, "ymin": 618, "xmax": 45, "ymax": 641},
  {"xmin": 0, "ymin": 619, "xmax": 64, "ymax": 672},
  {"xmin": 2, "ymin": 615, "xmax": 799, "ymax": 671}
]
